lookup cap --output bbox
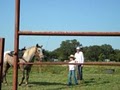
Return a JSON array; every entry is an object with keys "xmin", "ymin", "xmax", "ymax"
[
  {"xmin": 69, "ymin": 54, "xmax": 75, "ymax": 59},
  {"xmin": 76, "ymin": 46, "xmax": 83, "ymax": 49},
  {"xmin": 76, "ymin": 47, "xmax": 80, "ymax": 49}
]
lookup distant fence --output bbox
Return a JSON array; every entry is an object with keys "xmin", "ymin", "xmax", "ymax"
[{"xmin": 0, "ymin": 38, "xmax": 5, "ymax": 90}]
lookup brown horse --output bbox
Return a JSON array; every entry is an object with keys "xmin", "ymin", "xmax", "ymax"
[
  {"xmin": 18, "ymin": 44, "xmax": 44, "ymax": 86},
  {"xmin": 2, "ymin": 47, "xmax": 26, "ymax": 85}
]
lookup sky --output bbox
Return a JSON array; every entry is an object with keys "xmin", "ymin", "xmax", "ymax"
[{"xmin": 0, "ymin": 0, "xmax": 120, "ymax": 51}]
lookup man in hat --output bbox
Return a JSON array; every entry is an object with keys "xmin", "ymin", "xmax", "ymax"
[
  {"xmin": 74, "ymin": 46, "xmax": 84, "ymax": 80},
  {"xmin": 67, "ymin": 54, "xmax": 78, "ymax": 86}
]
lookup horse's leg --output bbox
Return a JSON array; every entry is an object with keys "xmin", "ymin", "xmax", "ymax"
[
  {"xmin": 2, "ymin": 63, "xmax": 10, "ymax": 85},
  {"xmin": 25, "ymin": 68, "xmax": 31, "ymax": 85},
  {"xmin": 19, "ymin": 69, "xmax": 25, "ymax": 86}
]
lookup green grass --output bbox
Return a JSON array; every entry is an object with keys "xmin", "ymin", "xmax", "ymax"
[{"xmin": 1, "ymin": 65, "xmax": 120, "ymax": 90}]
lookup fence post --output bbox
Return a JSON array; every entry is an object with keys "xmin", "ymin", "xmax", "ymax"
[
  {"xmin": 0, "ymin": 38, "xmax": 5, "ymax": 90},
  {"xmin": 13, "ymin": 0, "xmax": 20, "ymax": 90}
]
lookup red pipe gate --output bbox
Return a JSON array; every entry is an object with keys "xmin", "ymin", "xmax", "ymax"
[
  {"xmin": 13, "ymin": 0, "xmax": 120, "ymax": 90},
  {"xmin": 0, "ymin": 38, "xmax": 5, "ymax": 90}
]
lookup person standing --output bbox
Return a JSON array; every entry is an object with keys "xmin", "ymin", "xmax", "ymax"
[
  {"xmin": 74, "ymin": 46, "xmax": 84, "ymax": 80},
  {"xmin": 67, "ymin": 54, "xmax": 78, "ymax": 86}
]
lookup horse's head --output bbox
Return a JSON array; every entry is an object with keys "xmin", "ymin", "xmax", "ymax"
[{"xmin": 35, "ymin": 44, "xmax": 44, "ymax": 61}]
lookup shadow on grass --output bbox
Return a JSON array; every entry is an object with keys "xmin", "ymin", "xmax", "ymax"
[
  {"xmin": 28, "ymin": 81, "xmax": 68, "ymax": 90},
  {"xmin": 29, "ymin": 81, "xmax": 66, "ymax": 86},
  {"xmin": 83, "ymin": 78, "xmax": 96, "ymax": 86},
  {"xmin": 83, "ymin": 78, "xmax": 110, "ymax": 86}
]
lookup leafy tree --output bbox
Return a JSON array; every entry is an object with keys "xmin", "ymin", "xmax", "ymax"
[
  {"xmin": 85, "ymin": 45, "xmax": 102, "ymax": 61},
  {"xmin": 43, "ymin": 50, "xmax": 51, "ymax": 61},
  {"xmin": 98, "ymin": 53, "xmax": 106, "ymax": 61},
  {"xmin": 84, "ymin": 44, "xmax": 117, "ymax": 62},
  {"xmin": 101, "ymin": 44, "xmax": 114, "ymax": 59},
  {"xmin": 44, "ymin": 39, "xmax": 120, "ymax": 62},
  {"xmin": 42, "ymin": 49, "xmax": 58, "ymax": 61},
  {"xmin": 114, "ymin": 49, "xmax": 120, "ymax": 62},
  {"xmin": 52, "ymin": 39, "xmax": 80, "ymax": 61},
  {"xmin": 109, "ymin": 54, "xmax": 116, "ymax": 61}
]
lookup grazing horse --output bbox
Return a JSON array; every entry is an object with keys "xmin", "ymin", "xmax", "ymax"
[
  {"xmin": 2, "ymin": 47, "xmax": 26, "ymax": 85},
  {"xmin": 18, "ymin": 44, "xmax": 44, "ymax": 86}
]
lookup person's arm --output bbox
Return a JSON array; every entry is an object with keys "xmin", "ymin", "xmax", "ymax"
[
  {"xmin": 74, "ymin": 53, "xmax": 78, "ymax": 63},
  {"xmin": 81, "ymin": 52, "xmax": 84, "ymax": 63},
  {"xmin": 80, "ymin": 52, "xmax": 84, "ymax": 67}
]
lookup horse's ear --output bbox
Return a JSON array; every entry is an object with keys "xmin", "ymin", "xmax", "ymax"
[
  {"xmin": 36, "ymin": 44, "xmax": 39, "ymax": 47},
  {"xmin": 36, "ymin": 44, "xmax": 43, "ymax": 48}
]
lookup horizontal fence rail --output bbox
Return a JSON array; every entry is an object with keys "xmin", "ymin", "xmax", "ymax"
[
  {"xmin": 18, "ymin": 62, "xmax": 120, "ymax": 66},
  {"xmin": 19, "ymin": 31, "xmax": 120, "ymax": 36}
]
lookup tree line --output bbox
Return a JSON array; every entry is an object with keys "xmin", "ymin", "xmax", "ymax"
[{"xmin": 43, "ymin": 39, "xmax": 120, "ymax": 62}]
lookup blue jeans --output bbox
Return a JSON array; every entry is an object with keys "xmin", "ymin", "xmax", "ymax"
[
  {"xmin": 68, "ymin": 70, "xmax": 78, "ymax": 85},
  {"xmin": 77, "ymin": 65, "xmax": 83, "ymax": 80}
]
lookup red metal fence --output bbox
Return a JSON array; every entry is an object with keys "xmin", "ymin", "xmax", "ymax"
[
  {"xmin": 12, "ymin": 0, "xmax": 120, "ymax": 90},
  {"xmin": 18, "ymin": 62, "xmax": 120, "ymax": 66},
  {"xmin": 0, "ymin": 38, "xmax": 5, "ymax": 90},
  {"xmin": 19, "ymin": 31, "xmax": 120, "ymax": 36}
]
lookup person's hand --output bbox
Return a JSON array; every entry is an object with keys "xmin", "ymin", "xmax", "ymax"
[
  {"xmin": 75, "ymin": 61, "xmax": 78, "ymax": 63},
  {"xmin": 81, "ymin": 65, "xmax": 83, "ymax": 67}
]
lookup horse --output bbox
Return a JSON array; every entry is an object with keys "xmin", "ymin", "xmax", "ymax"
[
  {"xmin": 18, "ymin": 44, "xmax": 44, "ymax": 86},
  {"xmin": 2, "ymin": 47, "xmax": 26, "ymax": 85}
]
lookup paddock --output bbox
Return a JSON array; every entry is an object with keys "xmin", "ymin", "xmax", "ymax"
[
  {"xmin": 1, "ymin": 64, "xmax": 120, "ymax": 90},
  {"xmin": 1, "ymin": 0, "xmax": 120, "ymax": 90}
]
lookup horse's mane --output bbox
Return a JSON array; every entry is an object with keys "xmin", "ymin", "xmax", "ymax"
[
  {"xmin": 26, "ymin": 46, "xmax": 35, "ymax": 50},
  {"xmin": 24, "ymin": 46, "xmax": 36, "ymax": 53},
  {"xmin": 23, "ymin": 45, "xmax": 40, "ymax": 61}
]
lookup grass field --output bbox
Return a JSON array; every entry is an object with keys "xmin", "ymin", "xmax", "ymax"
[{"xmin": 1, "ymin": 65, "xmax": 120, "ymax": 90}]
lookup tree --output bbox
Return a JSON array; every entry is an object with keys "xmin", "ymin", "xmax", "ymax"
[
  {"xmin": 85, "ymin": 45, "xmax": 102, "ymax": 61},
  {"xmin": 114, "ymin": 49, "xmax": 120, "ymax": 62},
  {"xmin": 44, "ymin": 40, "xmax": 120, "ymax": 62},
  {"xmin": 98, "ymin": 53, "xmax": 106, "ymax": 61},
  {"xmin": 52, "ymin": 39, "xmax": 80, "ymax": 61},
  {"xmin": 101, "ymin": 44, "xmax": 114, "ymax": 59},
  {"xmin": 43, "ymin": 50, "xmax": 51, "ymax": 61},
  {"xmin": 109, "ymin": 54, "xmax": 116, "ymax": 61}
]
